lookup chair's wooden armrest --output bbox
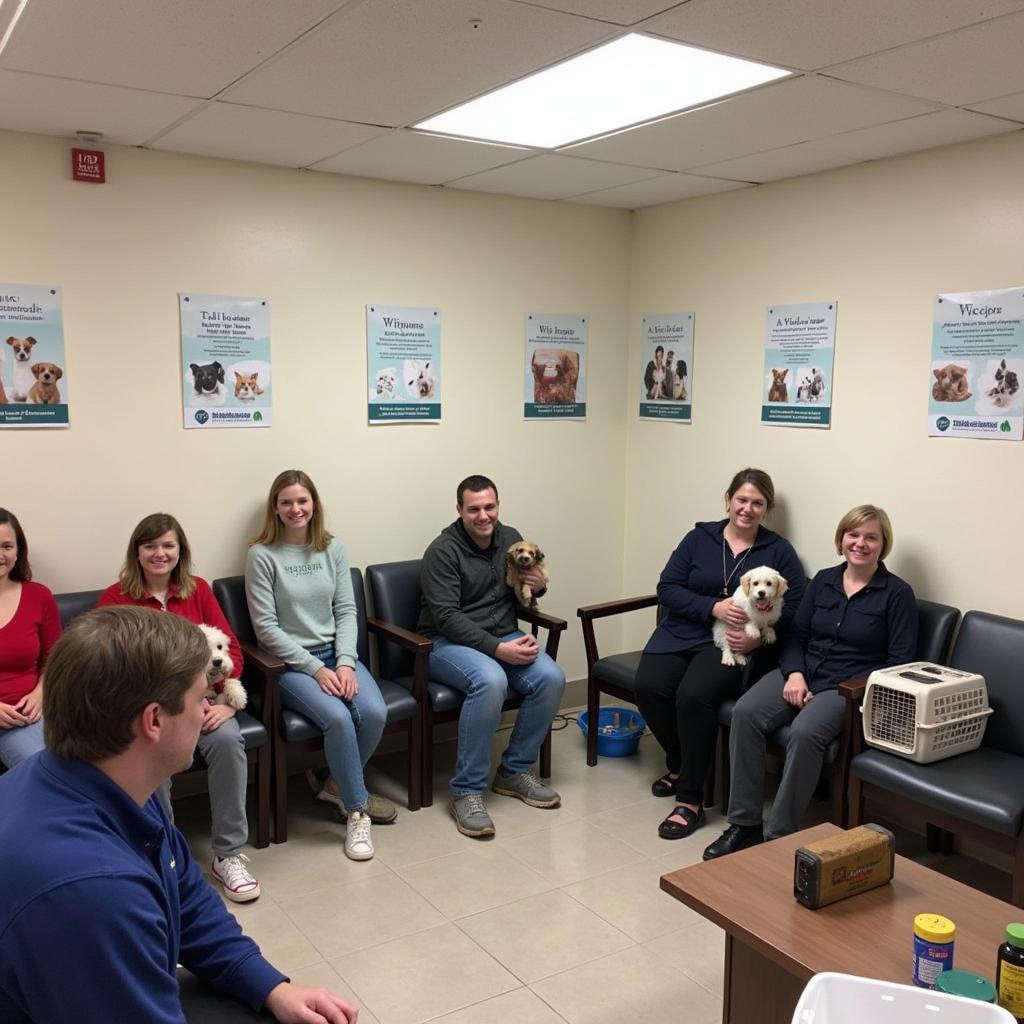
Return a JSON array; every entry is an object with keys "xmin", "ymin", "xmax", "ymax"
[
  {"xmin": 577, "ymin": 595, "xmax": 658, "ymax": 622},
  {"xmin": 367, "ymin": 616, "xmax": 433, "ymax": 654},
  {"xmin": 239, "ymin": 640, "xmax": 284, "ymax": 676},
  {"xmin": 517, "ymin": 606, "xmax": 568, "ymax": 633},
  {"xmin": 838, "ymin": 675, "xmax": 869, "ymax": 701}
]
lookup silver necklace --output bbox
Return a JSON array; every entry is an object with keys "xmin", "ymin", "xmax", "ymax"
[{"xmin": 721, "ymin": 534, "xmax": 753, "ymax": 597}]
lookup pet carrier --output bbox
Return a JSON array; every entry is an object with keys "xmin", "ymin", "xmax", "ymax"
[{"xmin": 861, "ymin": 662, "xmax": 991, "ymax": 764}]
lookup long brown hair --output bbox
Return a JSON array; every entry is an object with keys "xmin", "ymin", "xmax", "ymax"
[
  {"xmin": 250, "ymin": 469, "xmax": 333, "ymax": 552},
  {"xmin": 0, "ymin": 508, "xmax": 31, "ymax": 581},
  {"xmin": 118, "ymin": 513, "xmax": 196, "ymax": 600}
]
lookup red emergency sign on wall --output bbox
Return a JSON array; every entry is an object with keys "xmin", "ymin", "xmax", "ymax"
[{"xmin": 71, "ymin": 148, "xmax": 105, "ymax": 183}]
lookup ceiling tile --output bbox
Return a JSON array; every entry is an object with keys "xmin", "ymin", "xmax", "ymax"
[
  {"xmin": 642, "ymin": 0, "xmax": 1024, "ymax": 72},
  {"xmin": 447, "ymin": 154, "xmax": 662, "ymax": 199},
  {"xmin": 689, "ymin": 142, "xmax": 871, "ymax": 183},
  {"xmin": 224, "ymin": 0, "xmax": 615, "ymax": 127},
  {"xmin": 571, "ymin": 172, "xmax": 750, "ymax": 207},
  {"xmin": 969, "ymin": 92, "xmax": 1024, "ymax": 123},
  {"xmin": 509, "ymin": 1, "xmax": 682, "ymax": 26},
  {"xmin": 0, "ymin": 1, "xmax": 347, "ymax": 97},
  {"xmin": 691, "ymin": 109, "xmax": 1021, "ymax": 182},
  {"xmin": 310, "ymin": 129, "xmax": 530, "ymax": 183},
  {"xmin": 567, "ymin": 75, "xmax": 938, "ymax": 171},
  {"xmin": 0, "ymin": 71, "xmax": 203, "ymax": 146},
  {"xmin": 149, "ymin": 102, "xmax": 387, "ymax": 167},
  {"xmin": 827, "ymin": 11, "xmax": 1024, "ymax": 105}
]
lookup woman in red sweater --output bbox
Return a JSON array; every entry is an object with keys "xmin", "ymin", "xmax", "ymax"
[
  {"xmin": 98, "ymin": 513, "xmax": 260, "ymax": 903},
  {"xmin": 0, "ymin": 508, "xmax": 60, "ymax": 768}
]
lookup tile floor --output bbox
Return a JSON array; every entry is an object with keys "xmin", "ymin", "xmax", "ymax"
[{"xmin": 175, "ymin": 715, "xmax": 1011, "ymax": 1024}]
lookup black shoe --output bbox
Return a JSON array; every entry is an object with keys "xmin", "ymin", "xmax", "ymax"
[
  {"xmin": 658, "ymin": 804, "xmax": 705, "ymax": 840},
  {"xmin": 651, "ymin": 772, "xmax": 678, "ymax": 798},
  {"xmin": 702, "ymin": 824, "xmax": 764, "ymax": 860}
]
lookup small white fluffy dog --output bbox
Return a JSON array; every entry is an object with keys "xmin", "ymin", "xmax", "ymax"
[
  {"xmin": 198, "ymin": 623, "xmax": 247, "ymax": 710},
  {"xmin": 712, "ymin": 566, "xmax": 788, "ymax": 667}
]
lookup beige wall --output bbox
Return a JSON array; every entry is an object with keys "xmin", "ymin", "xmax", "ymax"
[
  {"xmin": 622, "ymin": 130, "xmax": 1024, "ymax": 651},
  {"xmin": 2, "ymin": 131, "xmax": 630, "ymax": 681},
  {"xmin": 7, "ymin": 127, "xmax": 1022, "ymax": 677}
]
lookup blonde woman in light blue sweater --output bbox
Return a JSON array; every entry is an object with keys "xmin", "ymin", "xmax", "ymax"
[{"xmin": 245, "ymin": 470, "xmax": 389, "ymax": 860}]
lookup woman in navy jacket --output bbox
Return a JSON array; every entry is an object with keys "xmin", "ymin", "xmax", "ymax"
[
  {"xmin": 703, "ymin": 504, "xmax": 916, "ymax": 860},
  {"xmin": 635, "ymin": 469, "xmax": 805, "ymax": 841}
]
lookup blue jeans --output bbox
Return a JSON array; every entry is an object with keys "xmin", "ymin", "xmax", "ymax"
[
  {"xmin": 0, "ymin": 720, "xmax": 44, "ymax": 769},
  {"xmin": 278, "ymin": 648, "xmax": 386, "ymax": 812},
  {"xmin": 429, "ymin": 631, "xmax": 565, "ymax": 796}
]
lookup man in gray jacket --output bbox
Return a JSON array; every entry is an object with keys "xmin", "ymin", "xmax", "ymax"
[{"xmin": 419, "ymin": 475, "xmax": 565, "ymax": 837}]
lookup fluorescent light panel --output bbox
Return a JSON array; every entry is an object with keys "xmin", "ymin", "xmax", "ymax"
[
  {"xmin": 0, "ymin": 0, "xmax": 30, "ymax": 59},
  {"xmin": 416, "ymin": 34, "xmax": 790, "ymax": 149}
]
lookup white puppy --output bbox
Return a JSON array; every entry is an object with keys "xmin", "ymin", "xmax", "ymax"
[
  {"xmin": 198, "ymin": 623, "xmax": 247, "ymax": 711},
  {"xmin": 712, "ymin": 565, "xmax": 788, "ymax": 667}
]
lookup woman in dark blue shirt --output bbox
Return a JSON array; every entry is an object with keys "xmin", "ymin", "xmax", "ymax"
[
  {"xmin": 634, "ymin": 469, "xmax": 805, "ymax": 841},
  {"xmin": 703, "ymin": 504, "xmax": 917, "ymax": 860}
]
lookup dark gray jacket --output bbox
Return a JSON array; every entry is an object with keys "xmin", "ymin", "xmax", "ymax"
[{"xmin": 418, "ymin": 520, "xmax": 525, "ymax": 656}]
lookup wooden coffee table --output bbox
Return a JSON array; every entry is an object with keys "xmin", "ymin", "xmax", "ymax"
[{"xmin": 661, "ymin": 823, "xmax": 1014, "ymax": 1024}]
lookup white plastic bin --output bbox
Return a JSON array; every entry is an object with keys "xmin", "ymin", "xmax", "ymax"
[{"xmin": 791, "ymin": 973, "xmax": 1014, "ymax": 1024}]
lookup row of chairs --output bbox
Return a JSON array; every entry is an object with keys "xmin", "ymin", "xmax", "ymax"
[
  {"xmin": 54, "ymin": 560, "xmax": 567, "ymax": 846},
  {"xmin": 578, "ymin": 594, "xmax": 1024, "ymax": 906}
]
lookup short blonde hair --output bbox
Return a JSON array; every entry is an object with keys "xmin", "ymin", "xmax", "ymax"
[
  {"xmin": 250, "ymin": 469, "xmax": 333, "ymax": 552},
  {"xmin": 835, "ymin": 505, "xmax": 893, "ymax": 560}
]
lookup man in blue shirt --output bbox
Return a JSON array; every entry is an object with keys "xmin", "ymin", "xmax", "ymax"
[{"xmin": 0, "ymin": 605, "xmax": 358, "ymax": 1024}]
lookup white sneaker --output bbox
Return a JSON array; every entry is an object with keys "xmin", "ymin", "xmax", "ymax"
[
  {"xmin": 211, "ymin": 854, "xmax": 261, "ymax": 902},
  {"xmin": 345, "ymin": 810, "xmax": 374, "ymax": 861}
]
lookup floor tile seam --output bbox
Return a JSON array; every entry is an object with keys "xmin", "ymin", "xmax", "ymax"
[
  {"xmin": 679, "ymin": 966, "xmax": 726, "ymax": 1002},
  {"xmin": 443, "ymin": 916, "xmax": 539, "ymax": 986},
  {"xmin": 515, "ymin": 932, "xmax": 641, "ymax": 985},
  {"xmin": 522, "ymin": 983, "xmax": 575, "ymax": 1024},
  {"xmin": 440, "ymin": 877, "xmax": 562, "ymax": 924},
  {"xmin": 317, "ymin": 955, "xmax": 390, "ymax": 1024},
  {"xmin": 296, "ymin": 912, "xmax": 448, "ymax": 963}
]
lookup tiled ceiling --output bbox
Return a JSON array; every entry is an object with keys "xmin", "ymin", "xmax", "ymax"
[{"xmin": 1, "ymin": 0, "xmax": 1023, "ymax": 209}]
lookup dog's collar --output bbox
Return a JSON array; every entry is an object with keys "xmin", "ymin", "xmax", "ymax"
[{"xmin": 754, "ymin": 601, "xmax": 774, "ymax": 613}]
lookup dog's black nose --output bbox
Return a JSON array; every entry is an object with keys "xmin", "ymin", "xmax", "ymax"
[{"xmin": 211, "ymin": 657, "xmax": 223, "ymax": 668}]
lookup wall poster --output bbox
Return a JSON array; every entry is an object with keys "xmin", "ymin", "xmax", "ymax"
[
  {"xmin": 180, "ymin": 293, "xmax": 271, "ymax": 429},
  {"xmin": 639, "ymin": 312, "xmax": 692, "ymax": 421},
  {"xmin": 366, "ymin": 304, "xmax": 440, "ymax": 423},
  {"xmin": 524, "ymin": 313, "xmax": 586, "ymax": 420},
  {"xmin": 761, "ymin": 300, "xmax": 836, "ymax": 428},
  {"xmin": 929, "ymin": 287, "xmax": 1023, "ymax": 440},
  {"xmin": 1, "ymin": 283, "xmax": 69, "ymax": 428}
]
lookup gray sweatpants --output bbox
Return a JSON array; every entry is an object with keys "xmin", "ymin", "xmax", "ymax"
[
  {"xmin": 726, "ymin": 669, "xmax": 844, "ymax": 839},
  {"xmin": 157, "ymin": 716, "xmax": 249, "ymax": 857}
]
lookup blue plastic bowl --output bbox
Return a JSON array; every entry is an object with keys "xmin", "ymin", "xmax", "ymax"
[{"xmin": 577, "ymin": 707, "xmax": 646, "ymax": 757}]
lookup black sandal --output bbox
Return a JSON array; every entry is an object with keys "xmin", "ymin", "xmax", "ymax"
[
  {"xmin": 658, "ymin": 804, "xmax": 706, "ymax": 840},
  {"xmin": 651, "ymin": 772, "xmax": 678, "ymax": 798}
]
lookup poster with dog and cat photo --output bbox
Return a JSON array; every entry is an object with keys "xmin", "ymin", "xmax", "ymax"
[
  {"xmin": 179, "ymin": 293, "xmax": 271, "ymax": 429},
  {"xmin": 524, "ymin": 313, "xmax": 587, "ymax": 420},
  {"xmin": 761, "ymin": 300, "xmax": 836, "ymax": 428},
  {"xmin": 639, "ymin": 312, "xmax": 692, "ymax": 421},
  {"xmin": 929, "ymin": 287, "xmax": 1023, "ymax": 440},
  {"xmin": 366, "ymin": 304, "xmax": 440, "ymax": 423},
  {"xmin": 0, "ymin": 282, "xmax": 68, "ymax": 428}
]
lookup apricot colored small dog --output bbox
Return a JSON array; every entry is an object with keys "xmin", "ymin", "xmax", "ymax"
[
  {"xmin": 198, "ymin": 624, "xmax": 247, "ymax": 711},
  {"xmin": 28, "ymin": 362, "xmax": 63, "ymax": 404},
  {"xmin": 505, "ymin": 541, "xmax": 549, "ymax": 609}
]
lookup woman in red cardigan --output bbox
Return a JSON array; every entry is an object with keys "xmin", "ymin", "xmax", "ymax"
[
  {"xmin": 0, "ymin": 508, "xmax": 59, "ymax": 768},
  {"xmin": 99, "ymin": 512, "xmax": 260, "ymax": 903}
]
